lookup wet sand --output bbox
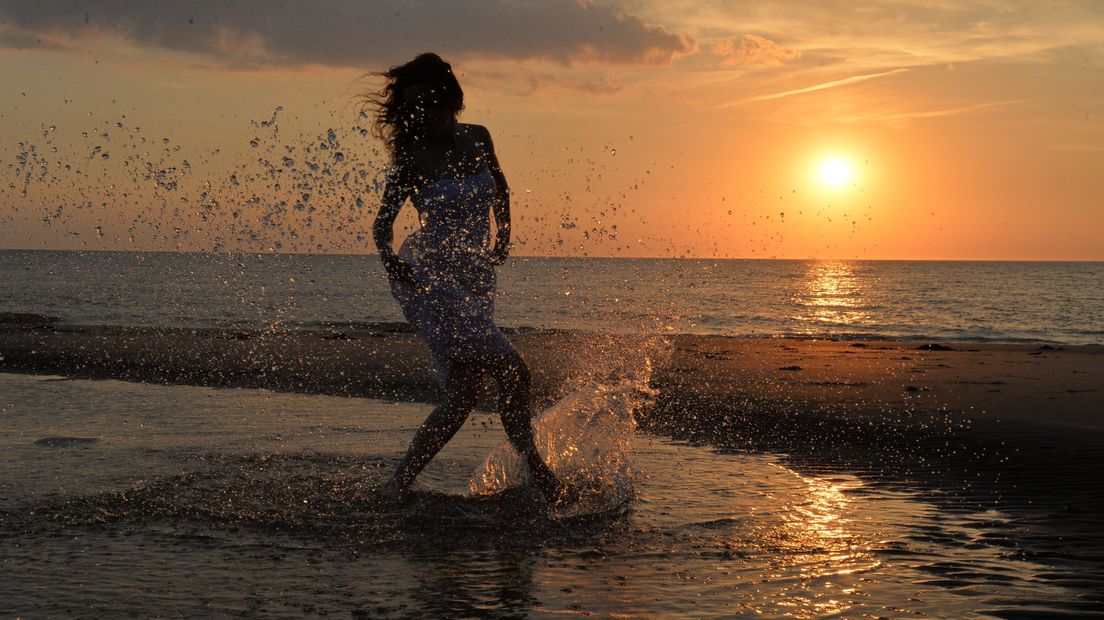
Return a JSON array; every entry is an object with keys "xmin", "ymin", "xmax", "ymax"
[
  {"xmin": 5, "ymin": 373, "xmax": 1099, "ymax": 617},
  {"xmin": 1, "ymin": 318, "xmax": 1100, "ymax": 442}
]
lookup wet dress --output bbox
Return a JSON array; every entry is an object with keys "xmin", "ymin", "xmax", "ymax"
[{"xmin": 389, "ymin": 169, "xmax": 515, "ymax": 383}]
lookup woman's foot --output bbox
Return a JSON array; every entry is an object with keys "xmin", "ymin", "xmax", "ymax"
[
  {"xmin": 527, "ymin": 464, "xmax": 572, "ymax": 505},
  {"xmin": 377, "ymin": 476, "xmax": 409, "ymax": 506}
]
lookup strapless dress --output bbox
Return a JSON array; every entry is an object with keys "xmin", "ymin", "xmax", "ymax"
[{"xmin": 389, "ymin": 169, "xmax": 515, "ymax": 383}]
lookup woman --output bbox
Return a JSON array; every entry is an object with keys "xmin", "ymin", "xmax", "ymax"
[{"xmin": 369, "ymin": 53, "xmax": 562, "ymax": 502}]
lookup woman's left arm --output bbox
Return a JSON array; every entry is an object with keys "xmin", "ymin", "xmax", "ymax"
[{"xmin": 475, "ymin": 125, "xmax": 511, "ymax": 265}]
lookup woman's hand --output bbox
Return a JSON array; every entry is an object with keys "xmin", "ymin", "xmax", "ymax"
[
  {"xmin": 488, "ymin": 239, "xmax": 510, "ymax": 265},
  {"xmin": 382, "ymin": 254, "xmax": 417, "ymax": 283}
]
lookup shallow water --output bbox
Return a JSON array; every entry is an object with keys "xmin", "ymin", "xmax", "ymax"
[{"xmin": 1, "ymin": 373, "xmax": 1102, "ymax": 618}]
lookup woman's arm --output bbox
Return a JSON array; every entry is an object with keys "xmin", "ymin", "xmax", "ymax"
[
  {"xmin": 473, "ymin": 125, "xmax": 512, "ymax": 264},
  {"xmin": 373, "ymin": 167, "xmax": 416, "ymax": 282}
]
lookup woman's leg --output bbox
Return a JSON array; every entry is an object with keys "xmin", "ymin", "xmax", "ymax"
[
  {"xmin": 485, "ymin": 353, "xmax": 563, "ymax": 500},
  {"xmin": 386, "ymin": 360, "xmax": 483, "ymax": 493}
]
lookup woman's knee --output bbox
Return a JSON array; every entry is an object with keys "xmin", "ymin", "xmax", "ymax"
[
  {"xmin": 446, "ymin": 378, "xmax": 480, "ymax": 410},
  {"xmin": 445, "ymin": 360, "xmax": 482, "ymax": 411}
]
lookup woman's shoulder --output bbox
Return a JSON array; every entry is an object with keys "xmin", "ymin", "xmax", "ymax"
[
  {"xmin": 457, "ymin": 124, "xmax": 497, "ymax": 166},
  {"xmin": 458, "ymin": 123, "xmax": 493, "ymax": 144}
]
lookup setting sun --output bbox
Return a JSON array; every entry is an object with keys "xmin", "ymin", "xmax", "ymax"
[{"xmin": 819, "ymin": 158, "xmax": 853, "ymax": 187}]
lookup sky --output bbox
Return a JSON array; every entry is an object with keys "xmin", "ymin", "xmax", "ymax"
[{"xmin": 1, "ymin": 0, "xmax": 1102, "ymax": 260}]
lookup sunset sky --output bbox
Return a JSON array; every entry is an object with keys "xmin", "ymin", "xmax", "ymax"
[{"xmin": 1, "ymin": 0, "xmax": 1102, "ymax": 259}]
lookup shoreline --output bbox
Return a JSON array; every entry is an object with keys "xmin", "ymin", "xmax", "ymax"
[{"xmin": 2, "ymin": 311, "xmax": 1099, "ymax": 348}]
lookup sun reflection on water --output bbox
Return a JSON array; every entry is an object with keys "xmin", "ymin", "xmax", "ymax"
[
  {"xmin": 793, "ymin": 260, "xmax": 871, "ymax": 330},
  {"xmin": 758, "ymin": 465, "xmax": 883, "ymax": 618}
]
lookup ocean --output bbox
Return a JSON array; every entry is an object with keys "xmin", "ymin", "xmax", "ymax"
[{"xmin": 2, "ymin": 249, "xmax": 1102, "ymax": 344}]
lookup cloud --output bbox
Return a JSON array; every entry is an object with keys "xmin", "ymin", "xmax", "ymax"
[
  {"xmin": 873, "ymin": 98, "xmax": 1029, "ymax": 122},
  {"xmin": 644, "ymin": 0, "xmax": 1104, "ymax": 76},
  {"xmin": 0, "ymin": 25, "xmax": 69, "ymax": 50},
  {"xmin": 0, "ymin": 0, "xmax": 694, "ymax": 68},
  {"xmin": 1048, "ymin": 143, "xmax": 1104, "ymax": 152},
  {"xmin": 822, "ymin": 98, "xmax": 1031, "ymax": 125},
  {"xmin": 712, "ymin": 34, "xmax": 798, "ymax": 66},
  {"xmin": 572, "ymin": 74, "xmax": 623, "ymax": 95},
  {"xmin": 730, "ymin": 68, "xmax": 910, "ymax": 105}
]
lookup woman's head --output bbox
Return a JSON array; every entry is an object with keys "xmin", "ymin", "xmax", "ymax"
[{"xmin": 368, "ymin": 53, "xmax": 464, "ymax": 160}]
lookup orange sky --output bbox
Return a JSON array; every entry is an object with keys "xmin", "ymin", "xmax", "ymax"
[{"xmin": 1, "ymin": 1, "xmax": 1102, "ymax": 260}]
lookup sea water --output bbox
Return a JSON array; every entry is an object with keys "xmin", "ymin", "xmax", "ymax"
[{"xmin": 1, "ymin": 249, "xmax": 1102, "ymax": 344}]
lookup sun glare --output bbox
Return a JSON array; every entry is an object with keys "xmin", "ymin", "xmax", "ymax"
[{"xmin": 819, "ymin": 158, "xmax": 853, "ymax": 187}]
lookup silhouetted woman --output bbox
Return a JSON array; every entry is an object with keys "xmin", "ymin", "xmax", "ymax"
[{"xmin": 369, "ymin": 53, "xmax": 562, "ymax": 501}]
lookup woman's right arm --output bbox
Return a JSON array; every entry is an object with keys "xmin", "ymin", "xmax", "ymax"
[{"xmin": 373, "ymin": 167, "xmax": 416, "ymax": 282}]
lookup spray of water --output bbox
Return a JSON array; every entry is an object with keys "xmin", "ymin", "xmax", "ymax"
[{"xmin": 471, "ymin": 326, "xmax": 672, "ymax": 517}]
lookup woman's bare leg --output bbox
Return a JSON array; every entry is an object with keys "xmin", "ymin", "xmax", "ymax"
[
  {"xmin": 386, "ymin": 361, "xmax": 482, "ymax": 494},
  {"xmin": 384, "ymin": 353, "xmax": 562, "ymax": 501},
  {"xmin": 484, "ymin": 353, "xmax": 563, "ymax": 500}
]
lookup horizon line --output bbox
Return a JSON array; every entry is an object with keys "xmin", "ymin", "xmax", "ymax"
[{"xmin": 1, "ymin": 247, "xmax": 1102, "ymax": 263}]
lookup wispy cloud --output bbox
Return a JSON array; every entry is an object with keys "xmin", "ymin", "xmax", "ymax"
[
  {"xmin": 1048, "ymin": 143, "xmax": 1104, "ymax": 152},
  {"xmin": 643, "ymin": 0, "xmax": 1104, "ymax": 72},
  {"xmin": 874, "ymin": 98, "xmax": 1030, "ymax": 122},
  {"xmin": 823, "ymin": 98, "xmax": 1032, "ymax": 125},
  {"xmin": 712, "ymin": 34, "xmax": 799, "ymax": 67},
  {"xmin": 724, "ymin": 68, "xmax": 909, "ymax": 106}
]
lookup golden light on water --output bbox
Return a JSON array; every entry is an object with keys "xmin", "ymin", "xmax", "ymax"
[
  {"xmin": 794, "ymin": 261, "xmax": 870, "ymax": 329},
  {"xmin": 764, "ymin": 464, "xmax": 878, "ymax": 618}
]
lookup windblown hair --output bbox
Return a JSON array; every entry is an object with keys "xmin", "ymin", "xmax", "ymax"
[{"xmin": 365, "ymin": 53, "xmax": 464, "ymax": 161}]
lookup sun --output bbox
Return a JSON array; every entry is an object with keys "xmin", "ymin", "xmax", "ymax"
[{"xmin": 819, "ymin": 158, "xmax": 853, "ymax": 187}]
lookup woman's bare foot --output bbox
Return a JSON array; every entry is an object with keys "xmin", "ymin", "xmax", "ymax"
[{"xmin": 377, "ymin": 476, "xmax": 409, "ymax": 505}]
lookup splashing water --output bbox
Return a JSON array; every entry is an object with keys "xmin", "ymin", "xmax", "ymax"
[{"xmin": 471, "ymin": 329, "xmax": 672, "ymax": 516}]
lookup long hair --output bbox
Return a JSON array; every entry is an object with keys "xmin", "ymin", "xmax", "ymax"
[{"xmin": 365, "ymin": 53, "xmax": 464, "ymax": 161}]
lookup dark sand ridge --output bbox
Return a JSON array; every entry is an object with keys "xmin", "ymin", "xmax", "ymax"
[{"xmin": 2, "ymin": 315, "xmax": 1100, "ymax": 442}]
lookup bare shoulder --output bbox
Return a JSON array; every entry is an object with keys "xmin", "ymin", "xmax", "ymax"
[{"xmin": 458, "ymin": 123, "xmax": 494, "ymax": 147}]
